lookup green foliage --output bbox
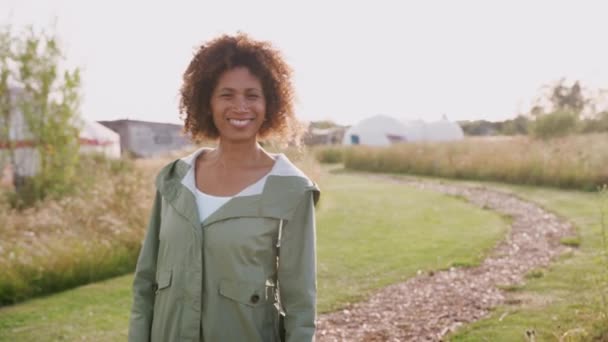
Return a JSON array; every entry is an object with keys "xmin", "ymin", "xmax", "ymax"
[
  {"xmin": 530, "ymin": 79, "xmax": 591, "ymax": 118},
  {"xmin": 0, "ymin": 25, "xmax": 82, "ymax": 208},
  {"xmin": 524, "ymin": 79, "xmax": 608, "ymax": 139},
  {"xmin": 580, "ymin": 111, "xmax": 608, "ymax": 133},
  {"xmin": 548, "ymin": 80, "xmax": 587, "ymax": 116},
  {"xmin": 496, "ymin": 284, "xmax": 524, "ymax": 292},
  {"xmin": 524, "ymin": 269, "xmax": 544, "ymax": 279},
  {"xmin": 0, "ymin": 243, "xmax": 138, "ymax": 306},
  {"xmin": 458, "ymin": 119, "xmax": 498, "ymax": 136},
  {"xmin": 500, "ymin": 115, "xmax": 530, "ymax": 135},
  {"xmin": 459, "ymin": 116, "xmax": 531, "ymax": 136},
  {"xmin": 531, "ymin": 111, "xmax": 579, "ymax": 139},
  {"xmin": 560, "ymin": 236, "xmax": 581, "ymax": 247}
]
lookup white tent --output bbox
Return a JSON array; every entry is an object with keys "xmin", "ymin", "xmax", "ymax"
[
  {"xmin": 402, "ymin": 120, "xmax": 428, "ymax": 142},
  {"xmin": 343, "ymin": 114, "xmax": 464, "ymax": 146},
  {"xmin": 402, "ymin": 117, "xmax": 464, "ymax": 142},
  {"xmin": 342, "ymin": 114, "xmax": 408, "ymax": 146}
]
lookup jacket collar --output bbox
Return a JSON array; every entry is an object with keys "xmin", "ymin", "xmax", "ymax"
[{"xmin": 155, "ymin": 147, "xmax": 320, "ymax": 229}]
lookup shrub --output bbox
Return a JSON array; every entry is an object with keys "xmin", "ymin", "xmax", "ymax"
[
  {"xmin": 313, "ymin": 146, "xmax": 345, "ymax": 164},
  {"xmin": 531, "ymin": 111, "xmax": 579, "ymax": 139},
  {"xmin": 580, "ymin": 112, "xmax": 608, "ymax": 134}
]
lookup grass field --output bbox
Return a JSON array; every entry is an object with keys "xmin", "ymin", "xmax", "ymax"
[{"xmin": 0, "ymin": 167, "xmax": 509, "ymax": 341}]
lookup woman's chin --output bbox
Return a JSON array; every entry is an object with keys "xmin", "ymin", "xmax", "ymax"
[{"xmin": 218, "ymin": 131, "xmax": 259, "ymax": 144}]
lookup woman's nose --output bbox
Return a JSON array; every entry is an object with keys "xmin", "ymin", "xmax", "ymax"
[{"xmin": 233, "ymin": 97, "xmax": 248, "ymax": 112}]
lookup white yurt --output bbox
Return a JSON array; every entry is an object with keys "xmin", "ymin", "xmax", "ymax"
[
  {"xmin": 1, "ymin": 106, "xmax": 121, "ymax": 182},
  {"xmin": 343, "ymin": 114, "xmax": 464, "ymax": 146},
  {"xmin": 78, "ymin": 119, "xmax": 121, "ymax": 159},
  {"xmin": 424, "ymin": 117, "xmax": 465, "ymax": 141},
  {"xmin": 401, "ymin": 116, "xmax": 464, "ymax": 142},
  {"xmin": 342, "ymin": 114, "xmax": 408, "ymax": 146},
  {"xmin": 402, "ymin": 119, "xmax": 428, "ymax": 142}
]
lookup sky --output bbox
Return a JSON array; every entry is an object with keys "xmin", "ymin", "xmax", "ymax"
[{"xmin": 2, "ymin": 0, "xmax": 607, "ymax": 126}]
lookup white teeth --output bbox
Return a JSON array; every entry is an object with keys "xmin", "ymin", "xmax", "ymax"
[{"xmin": 229, "ymin": 119, "xmax": 252, "ymax": 127}]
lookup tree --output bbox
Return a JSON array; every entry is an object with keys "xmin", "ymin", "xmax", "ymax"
[
  {"xmin": 549, "ymin": 80, "xmax": 587, "ymax": 116},
  {"xmin": 525, "ymin": 79, "xmax": 592, "ymax": 139},
  {"xmin": 0, "ymin": 25, "xmax": 82, "ymax": 206},
  {"xmin": 458, "ymin": 120, "xmax": 499, "ymax": 136},
  {"xmin": 531, "ymin": 79, "xmax": 591, "ymax": 118},
  {"xmin": 500, "ymin": 115, "xmax": 530, "ymax": 135}
]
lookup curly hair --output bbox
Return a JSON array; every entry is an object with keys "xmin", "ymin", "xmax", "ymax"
[{"xmin": 179, "ymin": 33, "xmax": 302, "ymax": 144}]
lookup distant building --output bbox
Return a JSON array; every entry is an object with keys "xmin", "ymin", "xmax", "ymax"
[
  {"xmin": 98, "ymin": 119, "xmax": 193, "ymax": 158},
  {"xmin": 303, "ymin": 126, "xmax": 347, "ymax": 146}
]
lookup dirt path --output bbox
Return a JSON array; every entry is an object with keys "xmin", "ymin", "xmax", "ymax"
[{"xmin": 315, "ymin": 175, "xmax": 576, "ymax": 341}]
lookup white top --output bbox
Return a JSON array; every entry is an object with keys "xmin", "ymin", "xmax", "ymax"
[
  {"xmin": 191, "ymin": 150, "xmax": 286, "ymax": 222},
  {"xmin": 179, "ymin": 147, "xmax": 313, "ymax": 223},
  {"xmin": 193, "ymin": 166, "xmax": 273, "ymax": 222},
  {"xmin": 194, "ymin": 190, "xmax": 233, "ymax": 222}
]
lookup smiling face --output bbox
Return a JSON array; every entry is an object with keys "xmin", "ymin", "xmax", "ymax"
[{"xmin": 210, "ymin": 66, "xmax": 266, "ymax": 144}]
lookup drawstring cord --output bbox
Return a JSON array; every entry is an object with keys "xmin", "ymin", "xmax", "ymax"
[
  {"xmin": 273, "ymin": 219, "xmax": 285, "ymax": 315},
  {"xmin": 276, "ymin": 219, "xmax": 283, "ymax": 248}
]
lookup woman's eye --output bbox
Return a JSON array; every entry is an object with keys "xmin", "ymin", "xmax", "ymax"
[{"xmin": 220, "ymin": 94, "xmax": 232, "ymax": 98}]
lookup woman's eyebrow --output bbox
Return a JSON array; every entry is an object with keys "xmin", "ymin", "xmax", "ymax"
[
  {"xmin": 217, "ymin": 87, "xmax": 262, "ymax": 91},
  {"xmin": 217, "ymin": 87, "xmax": 235, "ymax": 92},
  {"xmin": 217, "ymin": 87, "xmax": 262, "ymax": 93}
]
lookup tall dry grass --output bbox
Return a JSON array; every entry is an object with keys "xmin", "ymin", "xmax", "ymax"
[
  {"xmin": 0, "ymin": 155, "xmax": 152, "ymax": 305},
  {"xmin": 0, "ymin": 146, "xmax": 320, "ymax": 305},
  {"xmin": 311, "ymin": 145, "xmax": 346, "ymax": 164},
  {"xmin": 343, "ymin": 134, "xmax": 608, "ymax": 190}
]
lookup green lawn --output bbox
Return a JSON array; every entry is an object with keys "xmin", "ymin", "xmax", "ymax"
[
  {"xmin": 0, "ymin": 275, "xmax": 133, "ymax": 341},
  {"xmin": 316, "ymin": 172, "xmax": 509, "ymax": 312},
  {"xmin": 0, "ymin": 169, "xmax": 509, "ymax": 341}
]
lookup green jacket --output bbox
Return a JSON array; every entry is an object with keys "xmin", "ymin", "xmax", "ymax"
[{"xmin": 128, "ymin": 149, "xmax": 320, "ymax": 342}]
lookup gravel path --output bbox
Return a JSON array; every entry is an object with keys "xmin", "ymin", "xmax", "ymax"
[{"xmin": 315, "ymin": 175, "xmax": 576, "ymax": 341}]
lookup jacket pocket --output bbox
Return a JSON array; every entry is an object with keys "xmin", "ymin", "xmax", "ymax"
[
  {"xmin": 155, "ymin": 269, "xmax": 172, "ymax": 293},
  {"xmin": 219, "ymin": 279, "xmax": 266, "ymax": 307},
  {"xmin": 151, "ymin": 269, "xmax": 182, "ymax": 342}
]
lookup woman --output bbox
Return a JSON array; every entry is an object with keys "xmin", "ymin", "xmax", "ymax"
[{"xmin": 128, "ymin": 33, "xmax": 320, "ymax": 342}]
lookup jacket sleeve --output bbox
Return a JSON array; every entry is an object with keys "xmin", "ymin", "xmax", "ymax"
[
  {"xmin": 128, "ymin": 191, "xmax": 162, "ymax": 342},
  {"xmin": 279, "ymin": 190, "xmax": 318, "ymax": 342}
]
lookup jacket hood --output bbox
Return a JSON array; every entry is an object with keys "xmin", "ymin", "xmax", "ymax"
[{"xmin": 154, "ymin": 147, "xmax": 320, "ymax": 228}]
